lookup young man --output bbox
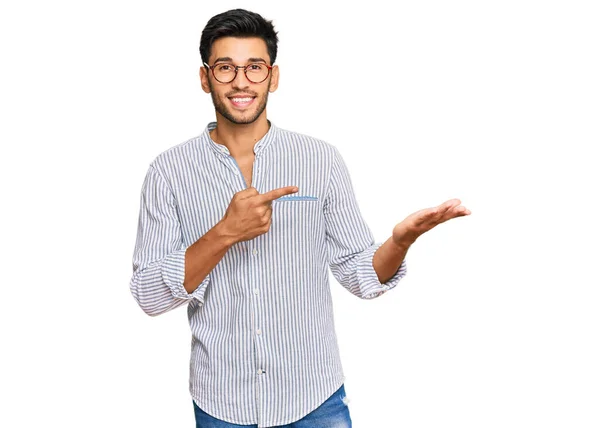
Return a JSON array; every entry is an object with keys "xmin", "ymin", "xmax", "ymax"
[{"xmin": 130, "ymin": 8, "xmax": 470, "ymax": 428}]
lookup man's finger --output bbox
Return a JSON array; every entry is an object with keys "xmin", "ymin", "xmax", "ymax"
[
  {"xmin": 440, "ymin": 203, "xmax": 471, "ymax": 221},
  {"xmin": 259, "ymin": 186, "xmax": 299, "ymax": 202},
  {"xmin": 432, "ymin": 199, "xmax": 461, "ymax": 218},
  {"xmin": 232, "ymin": 187, "xmax": 260, "ymax": 201},
  {"xmin": 453, "ymin": 205, "xmax": 471, "ymax": 216},
  {"xmin": 439, "ymin": 198, "xmax": 461, "ymax": 212}
]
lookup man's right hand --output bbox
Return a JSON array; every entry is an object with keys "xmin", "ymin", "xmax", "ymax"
[{"xmin": 219, "ymin": 186, "xmax": 299, "ymax": 243}]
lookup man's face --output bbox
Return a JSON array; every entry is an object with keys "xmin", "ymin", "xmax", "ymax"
[{"xmin": 200, "ymin": 37, "xmax": 279, "ymax": 125}]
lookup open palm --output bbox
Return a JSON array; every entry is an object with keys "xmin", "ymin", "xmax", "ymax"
[{"xmin": 392, "ymin": 198, "xmax": 471, "ymax": 246}]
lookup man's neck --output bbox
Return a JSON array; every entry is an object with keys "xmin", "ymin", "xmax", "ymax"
[{"xmin": 210, "ymin": 116, "xmax": 270, "ymax": 158}]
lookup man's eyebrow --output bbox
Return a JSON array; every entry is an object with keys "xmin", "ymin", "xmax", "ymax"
[{"xmin": 213, "ymin": 57, "xmax": 268, "ymax": 64}]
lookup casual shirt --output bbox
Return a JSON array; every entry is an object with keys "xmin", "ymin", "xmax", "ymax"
[{"xmin": 130, "ymin": 121, "xmax": 407, "ymax": 427}]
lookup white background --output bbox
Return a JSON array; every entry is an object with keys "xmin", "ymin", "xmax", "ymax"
[{"xmin": 1, "ymin": 0, "xmax": 599, "ymax": 427}]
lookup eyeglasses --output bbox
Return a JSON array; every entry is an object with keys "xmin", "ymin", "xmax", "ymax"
[{"xmin": 203, "ymin": 62, "xmax": 273, "ymax": 84}]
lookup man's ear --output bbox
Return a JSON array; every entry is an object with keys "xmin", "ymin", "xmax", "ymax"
[
  {"xmin": 200, "ymin": 66, "xmax": 211, "ymax": 93},
  {"xmin": 269, "ymin": 65, "xmax": 279, "ymax": 92}
]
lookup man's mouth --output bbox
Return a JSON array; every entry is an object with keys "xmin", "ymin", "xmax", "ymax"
[{"xmin": 228, "ymin": 96, "xmax": 256, "ymax": 108}]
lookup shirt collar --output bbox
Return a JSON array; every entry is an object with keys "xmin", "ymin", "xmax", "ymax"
[{"xmin": 204, "ymin": 120, "xmax": 277, "ymax": 157}]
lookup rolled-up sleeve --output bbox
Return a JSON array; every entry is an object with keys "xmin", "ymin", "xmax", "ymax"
[
  {"xmin": 130, "ymin": 164, "xmax": 210, "ymax": 316},
  {"xmin": 324, "ymin": 147, "xmax": 406, "ymax": 299}
]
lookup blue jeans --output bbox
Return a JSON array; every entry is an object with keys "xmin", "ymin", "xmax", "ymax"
[{"xmin": 193, "ymin": 384, "xmax": 352, "ymax": 427}]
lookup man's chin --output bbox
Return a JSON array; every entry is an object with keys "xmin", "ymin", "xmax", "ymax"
[
  {"xmin": 227, "ymin": 114, "xmax": 260, "ymax": 125},
  {"xmin": 219, "ymin": 108, "xmax": 263, "ymax": 125}
]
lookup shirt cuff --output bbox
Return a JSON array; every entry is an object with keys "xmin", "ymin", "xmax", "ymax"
[
  {"xmin": 161, "ymin": 248, "xmax": 210, "ymax": 303},
  {"xmin": 356, "ymin": 242, "xmax": 407, "ymax": 299}
]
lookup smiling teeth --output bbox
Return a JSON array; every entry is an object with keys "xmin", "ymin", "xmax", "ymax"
[{"xmin": 232, "ymin": 97, "xmax": 253, "ymax": 103}]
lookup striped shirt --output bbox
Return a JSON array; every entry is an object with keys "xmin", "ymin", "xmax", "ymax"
[{"xmin": 130, "ymin": 121, "xmax": 407, "ymax": 427}]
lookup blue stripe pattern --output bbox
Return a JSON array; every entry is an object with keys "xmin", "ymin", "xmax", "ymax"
[{"xmin": 130, "ymin": 121, "xmax": 407, "ymax": 427}]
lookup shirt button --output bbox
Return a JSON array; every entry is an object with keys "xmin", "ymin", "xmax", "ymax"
[
  {"xmin": 257, "ymin": 369, "xmax": 263, "ymax": 375},
  {"xmin": 256, "ymin": 328, "xmax": 262, "ymax": 335},
  {"xmin": 252, "ymin": 249, "xmax": 258, "ymax": 256},
  {"xmin": 254, "ymin": 288, "xmax": 259, "ymax": 295}
]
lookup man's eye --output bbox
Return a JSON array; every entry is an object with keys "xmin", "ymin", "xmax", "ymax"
[
  {"xmin": 248, "ymin": 64, "xmax": 263, "ymax": 71},
  {"xmin": 217, "ymin": 64, "xmax": 233, "ymax": 72}
]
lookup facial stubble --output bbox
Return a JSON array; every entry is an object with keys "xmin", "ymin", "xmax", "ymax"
[{"xmin": 208, "ymin": 78, "xmax": 270, "ymax": 125}]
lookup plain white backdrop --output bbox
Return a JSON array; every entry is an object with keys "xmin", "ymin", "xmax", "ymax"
[{"xmin": 1, "ymin": 0, "xmax": 599, "ymax": 427}]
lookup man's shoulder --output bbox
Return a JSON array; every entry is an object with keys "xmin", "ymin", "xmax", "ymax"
[
  {"xmin": 276, "ymin": 125, "xmax": 337, "ymax": 154},
  {"xmin": 150, "ymin": 134, "xmax": 204, "ymax": 171}
]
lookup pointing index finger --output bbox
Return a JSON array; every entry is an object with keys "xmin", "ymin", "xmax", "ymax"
[{"xmin": 260, "ymin": 186, "xmax": 299, "ymax": 203}]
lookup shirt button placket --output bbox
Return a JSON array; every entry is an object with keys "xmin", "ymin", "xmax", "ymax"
[{"xmin": 250, "ymin": 240, "xmax": 266, "ymax": 402}]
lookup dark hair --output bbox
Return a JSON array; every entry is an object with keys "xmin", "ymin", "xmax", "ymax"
[{"xmin": 200, "ymin": 9, "xmax": 279, "ymax": 65}]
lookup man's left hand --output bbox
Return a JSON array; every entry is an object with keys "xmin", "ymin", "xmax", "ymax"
[{"xmin": 392, "ymin": 198, "xmax": 471, "ymax": 248}]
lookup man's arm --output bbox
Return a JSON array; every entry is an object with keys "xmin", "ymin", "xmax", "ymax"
[
  {"xmin": 130, "ymin": 165, "xmax": 218, "ymax": 316},
  {"xmin": 183, "ymin": 223, "xmax": 234, "ymax": 294},
  {"xmin": 324, "ymin": 146, "xmax": 407, "ymax": 299},
  {"xmin": 372, "ymin": 238, "xmax": 410, "ymax": 284},
  {"xmin": 130, "ymin": 166, "xmax": 300, "ymax": 315}
]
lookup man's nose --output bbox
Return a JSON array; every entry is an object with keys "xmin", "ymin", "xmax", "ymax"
[{"xmin": 231, "ymin": 67, "xmax": 250, "ymax": 89}]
